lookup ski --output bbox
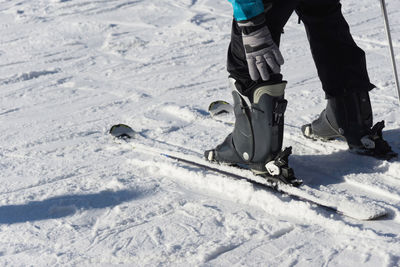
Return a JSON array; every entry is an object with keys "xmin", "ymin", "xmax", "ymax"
[
  {"xmin": 208, "ymin": 100, "xmax": 399, "ymax": 206},
  {"xmin": 109, "ymin": 124, "xmax": 388, "ymax": 221}
]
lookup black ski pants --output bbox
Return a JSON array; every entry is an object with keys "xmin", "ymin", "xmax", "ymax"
[{"xmin": 227, "ymin": 0, "xmax": 375, "ymax": 98}]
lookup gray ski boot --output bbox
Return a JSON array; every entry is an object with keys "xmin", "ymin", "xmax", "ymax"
[
  {"xmin": 302, "ymin": 91, "xmax": 397, "ymax": 160},
  {"xmin": 205, "ymin": 78, "xmax": 301, "ymax": 186}
]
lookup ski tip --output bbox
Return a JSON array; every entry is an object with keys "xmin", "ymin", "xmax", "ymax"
[
  {"xmin": 353, "ymin": 207, "xmax": 389, "ymax": 221},
  {"xmin": 109, "ymin": 124, "xmax": 136, "ymax": 139},
  {"xmin": 208, "ymin": 100, "xmax": 233, "ymax": 117}
]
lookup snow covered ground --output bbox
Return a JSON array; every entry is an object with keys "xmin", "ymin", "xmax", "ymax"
[{"xmin": 1, "ymin": 0, "xmax": 400, "ymax": 265}]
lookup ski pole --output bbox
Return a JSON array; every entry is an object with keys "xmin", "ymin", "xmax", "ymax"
[{"xmin": 379, "ymin": 0, "xmax": 400, "ymax": 103}]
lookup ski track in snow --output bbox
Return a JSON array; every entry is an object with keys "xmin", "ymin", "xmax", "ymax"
[{"xmin": 1, "ymin": 0, "xmax": 400, "ymax": 265}]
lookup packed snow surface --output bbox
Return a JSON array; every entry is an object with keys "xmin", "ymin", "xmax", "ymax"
[{"xmin": 1, "ymin": 0, "xmax": 400, "ymax": 266}]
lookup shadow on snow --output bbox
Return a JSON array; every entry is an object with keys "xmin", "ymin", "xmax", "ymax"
[
  {"xmin": 0, "ymin": 189, "xmax": 144, "ymax": 225},
  {"xmin": 291, "ymin": 127, "xmax": 400, "ymax": 186}
]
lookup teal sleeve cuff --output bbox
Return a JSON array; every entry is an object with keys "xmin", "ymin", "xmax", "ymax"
[{"xmin": 228, "ymin": 0, "xmax": 264, "ymax": 21}]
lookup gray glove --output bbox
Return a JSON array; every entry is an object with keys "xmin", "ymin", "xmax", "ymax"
[{"xmin": 238, "ymin": 20, "xmax": 284, "ymax": 81}]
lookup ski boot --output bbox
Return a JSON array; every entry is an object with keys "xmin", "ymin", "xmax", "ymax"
[
  {"xmin": 302, "ymin": 91, "xmax": 397, "ymax": 160},
  {"xmin": 205, "ymin": 78, "xmax": 301, "ymax": 186}
]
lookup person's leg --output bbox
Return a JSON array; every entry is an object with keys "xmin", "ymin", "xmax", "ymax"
[
  {"xmin": 205, "ymin": 1, "xmax": 301, "ymax": 184},
  {"xmin": 298, "ymin": 0, "xmax": 396, "ymax": 159},
  {"xmin": 227, "ymin": 0, "xmax": 298, "ymax": 96},
  {"xmin": 296, "ymin": 0, "xmax": 374, "ymax": 98}
]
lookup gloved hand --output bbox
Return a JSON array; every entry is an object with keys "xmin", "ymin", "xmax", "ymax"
[{"xmin": 238, "ymin": 18, "xmax": 284, "ymax": 81}]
